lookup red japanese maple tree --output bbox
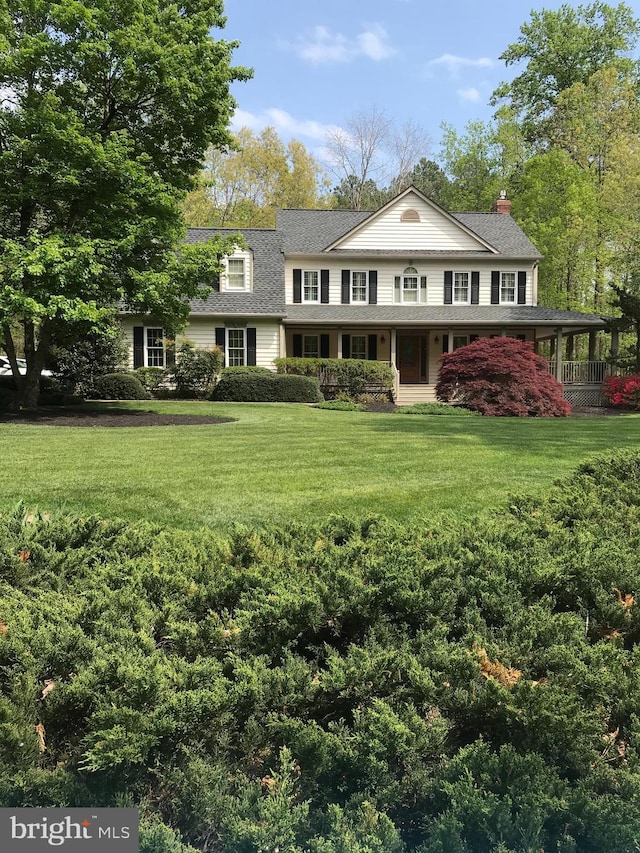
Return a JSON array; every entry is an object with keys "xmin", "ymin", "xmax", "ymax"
[{"xmin": 436, "ymin": 337, "xmax": 572, "ymax": 416}]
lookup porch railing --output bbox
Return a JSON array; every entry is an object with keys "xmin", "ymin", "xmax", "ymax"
[{"xmin": 546, "ymin": 361, "xmax": 608, "ymax": 385}]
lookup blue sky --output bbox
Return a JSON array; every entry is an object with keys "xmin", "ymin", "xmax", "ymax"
[{"xmin": 222, "ymin": 0, "xmax": 640, "ymax": 164}]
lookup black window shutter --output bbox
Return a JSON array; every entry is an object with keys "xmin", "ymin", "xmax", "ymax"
[
  {"xmin": 471, "ymin": 271, "xmax": 480, "ymax": 304},
  {"xmin": 442, "ymin": 334, "xmax": 449, "ymax": 354},
  {"xmin": 342, "ymin": 334, "xmax": 351, "ymax": 359},
  {"xmin": 394, "ymin": 276, "xmax": 401, "ymax": 302},
  {"xmin": 491, "ymin": 271, "xmax": 500, "ymax": 304},
  {"xmin": 517, "ymin": 271, "xmax": 527, "ymax": 304},
  {"xmin": 320, "ymin": 334, "xmax": 330, "ymax": 358},
  {"xmin": 321, "ymin": 269, "xmax": 329, "ymax": 304},
  {"xmin": 165, "ymin": 340, "xmax": 176, "ymax": 368},
  {"xmin": 215, "ymin": 327, "xmax": 226, "ymax": 352},
  {"xmin": 341, "ymin": 270, "xmax": 350, "ymax": 304},
  {"xmin": 470, "ymin": 334, "xmax": 479, "ymax": 343},
  {"xmin": 246, "ymin": 327, "xmax": 257, "ymax": 366},
  {"xmin": 211, "ymin": 273, "xmax": 220, "ymax": 293},
  {"xmin": 368, "ymin": 271, "xmax": 378, "ymax": 304},
  {"xmin": 293, "ymin": 268, "xmax": 302, "ymax": 303},
  {"xmin": 444, "ymin": 271, "xmax": 453, "ymax": 305},
  {"xmin": 368, "ymin": 334, "xmax": 378, "ymax": 361},
  {"xmin": 293, "ymin": 333, "xmax": 302, "ymax": 357},
  {"xmin": 133, "ymin": 326, "xmax": 144, "ymax": 368}
]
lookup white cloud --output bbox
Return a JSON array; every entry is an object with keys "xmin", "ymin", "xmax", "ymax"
[
  {"xmin": 428, "ymin": 53, "xmax": 495, "ymax": 76},
  {"xmin": 231, "ymin": 107, "xmax": 339, "ymax": 142},
  {"xmin": 291, "ymin": 23, "xmax": 395, "ymax": 65},
  {"xmin": 457, "ymin": 87, "xmax": 481, "ymax": 103}
]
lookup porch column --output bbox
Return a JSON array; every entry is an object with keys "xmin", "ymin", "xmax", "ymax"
[
  {"xmin": 279, "ymin": 323, "xmax": 286, "ymax": 358},
  {"xmin": 555, "ymin": 327, "xmax": 563, "ymax": 383},
  {"xmin": 390, "ymin": 329, "xmax": 399, "ymax": 400},
  {"xmin": 337, "ymin": 327, "xmax": 343, "ymax": 359}
]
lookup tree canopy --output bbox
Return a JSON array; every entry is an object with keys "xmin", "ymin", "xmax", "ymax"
[
  {"xmin": 0, "ymin": 0, "xmax": 248, "ymax": 407},
  {"xmin": 182, "ymin": 127, "xmax": 330, "ymax": 228},
  {"xmin": 492, "ymin": 1, "xmax": 640, "ymax": 141}
]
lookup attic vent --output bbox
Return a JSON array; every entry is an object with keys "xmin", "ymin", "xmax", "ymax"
[{"xmin": 401, "ymin": 208, "xmax": 420, "ymax": 222}]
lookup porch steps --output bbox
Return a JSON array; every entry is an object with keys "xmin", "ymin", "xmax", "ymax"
[{"xmin": 394, "ymin": 384, "xmax": 439, "ymax": 406}]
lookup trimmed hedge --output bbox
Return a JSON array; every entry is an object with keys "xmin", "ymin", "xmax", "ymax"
[
  {"xmin": 92, "ymin": 372, "xmax": 151, "ymax": 400},
  {"xmin": 274, "ymin": 357, "xmax": 393, "ymax": 397},
  {"xmin": 212, "ymin": 371, "xmax": 322, "ymax": 402}
]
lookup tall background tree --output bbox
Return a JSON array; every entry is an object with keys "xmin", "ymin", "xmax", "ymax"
[
  {"xmin": 0, "ymin": 0, "xmax": 248, "ymax": 408},
  {"xmin": 183, "ymin": 127, "xmax": 330, "ymax": 228},
  {"xmin": 325, "ymin": 108, "xmax": 431, "ymax": 209}
]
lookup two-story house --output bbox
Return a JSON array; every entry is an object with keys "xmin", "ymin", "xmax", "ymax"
[{"xmin": 120, "ymin": 186, "xmax": 609, "ymax": 404}]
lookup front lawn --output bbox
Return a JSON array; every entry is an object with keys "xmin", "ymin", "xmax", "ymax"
[{"xmin": 1, "ymin": 401, "xmax": 639, "ymax": 529}]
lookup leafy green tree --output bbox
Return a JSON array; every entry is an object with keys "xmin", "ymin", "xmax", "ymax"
[
  {"xmin": 492, "ymin": 2, "xmax": 640, "ymax": 142},
  {"xmin": 438, "ymin": 121, "xmax": 504, "ymax": 211},
  {"xmin": 0, "ymin": 0, "xmax": 248, "ymax": 408},
  {"xmin": 513, "ymin": 148, "xmax": 599, "ymax": 310}
]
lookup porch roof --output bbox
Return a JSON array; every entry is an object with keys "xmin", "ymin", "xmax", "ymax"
[{"xmin": 283, "ymin": 305, "xmax": 609, "ymax": 330}]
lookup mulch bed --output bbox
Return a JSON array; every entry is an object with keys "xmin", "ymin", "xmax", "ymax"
[{"xmin": 0, "ymin": 408, "xmax": 236, "ymax": 427}]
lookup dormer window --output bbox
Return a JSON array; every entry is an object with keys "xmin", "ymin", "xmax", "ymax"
[
  {"xmin": 222, "ymin": 251, "xmax": 252, "ymax": 291},
  {"xmin": 401, "ymin": 208, "xmax": 420, "ymax": 222}
]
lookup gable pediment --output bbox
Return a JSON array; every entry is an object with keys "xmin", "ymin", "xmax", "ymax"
[{"xmin": 326, "ymin": 188, "xmax": 497, "ymax": 254}]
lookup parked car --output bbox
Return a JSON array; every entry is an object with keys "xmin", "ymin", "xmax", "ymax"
[{"xmin": 0, "ymin": 355, "xmax": 52, "ymax": 377}]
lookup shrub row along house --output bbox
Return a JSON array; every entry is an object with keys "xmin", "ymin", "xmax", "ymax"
[{"xmin": 120, "ymin": 187, "xmax": 609, "ymax": 405}]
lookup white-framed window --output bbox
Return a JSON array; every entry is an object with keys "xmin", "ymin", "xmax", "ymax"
[
  {"xmin": 146, "ymin": 328, "xmax": 165, "ymax": 367},
  {"xmin": 453, "ymin": 272, "xmax": 469, "ymax": 304},
  {"xmin": 303, "ymin": 270, "xmax": 319, "ymax": 303},
  {"xmin": 452, "ymin": 335, "xmax": 469, "ymax": 351},
  {"xmin": 351, "ymin": 335, "xmax": 367, "ymax": 359},
  {"xmin": 501, "ymin": 272, "xmax": 516, "ymax": 303},
  {"xmin": 351, "ymin": 271, "xmax": 368, "ymax": 303},
  {"xmin": 402, "ymin": 266, "xmax": 419, "ymax": 303},
  {"xmin": 227, "ymin": 328, "xmax": 246, "ymax": 366},
  {"xmin": 222, "ymin": 251, "xmax": 251, "ymax": 291},
  {"xmin": 303, "ymin": 335, "xmax": 319, "ymax": 358}
]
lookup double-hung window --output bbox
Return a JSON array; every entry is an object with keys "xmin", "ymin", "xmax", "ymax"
[
  {"xmin": 500, "ymin": 272, "xmax": 516, "ymax": 303},
  {"xmin": 351, "ymin": 271, "xmax": 368, "ymax": 303},
  {"xmin": 402, "ymin": 266, "xmax": 419, "ymax": 303},
  {"xmin": 227, "ymin": 329, "xmax": 246, "ymax": 366},
  {"xmin": 453, "ymin": 273, "xmax": 469, "ymax": 304},
  {"xmin": 226, "ymin": 258, "xmax": 246, "ymax": 290},
  {"xmin": 303, "ymin": 270, "xmax": 319, "ymax": 302},
  {"xmin": 146, "ymin": 328, "xmax": 165, "ymax": 367}
]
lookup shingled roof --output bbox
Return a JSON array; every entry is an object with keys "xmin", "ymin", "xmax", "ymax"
[
  {"xmin": 185, "ymin": 227, "xmax": 285, "ymax": 316},
  {"xmin": 276, "ymin": 206, "xmax": 542, "ymax": 260}
]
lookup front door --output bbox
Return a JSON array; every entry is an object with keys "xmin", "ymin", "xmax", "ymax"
[{"xmin": 398, "ymin": 335, "xmax": 428, "ymax": 383}]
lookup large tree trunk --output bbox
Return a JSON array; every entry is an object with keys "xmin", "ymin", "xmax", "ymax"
[{"xmin": 4, "ymin": 320, "xmax": 50, "ymax": 410}]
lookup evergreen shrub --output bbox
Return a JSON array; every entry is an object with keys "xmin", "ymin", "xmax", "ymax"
[
  {"xmin": 437, "ymin": 337, "xmax": 571, "ymax": 416},
  {"xmin": 212, "ymin": 372, "xmax": 321, "ymax": 402},
  {"xmin": 5, "ymin": 452, "xmax": 640, "ymax": 849},
  {"xmin": 92, "ymin": 372, "xmax": 151, "ymax": 400},
  {"xmin": 135, "ymin": 367, "xmax": 167, "ymax": 394}
]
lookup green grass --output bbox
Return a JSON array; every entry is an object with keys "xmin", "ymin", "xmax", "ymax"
[{"xmin": 1, "ymin": 400, "xmax": 640, "ymax": 530}]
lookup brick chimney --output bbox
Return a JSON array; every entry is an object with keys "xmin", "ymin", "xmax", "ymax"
[{"xmin": 492, "ymin": 190, "xmax": 512, "ymax": 215}]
